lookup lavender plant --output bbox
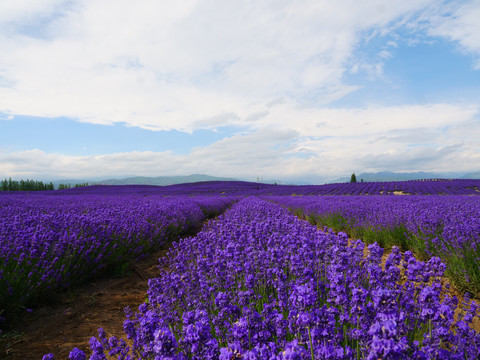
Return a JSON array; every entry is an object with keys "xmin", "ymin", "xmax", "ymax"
[
  {"xmin": 269, "ymin": 195, "xmax": 480, "ymax": 295},
  {"xmin": 0, "ymin": 193, "xmax": 236, "ymax": 327},
  {"xmin": 55, "ymin": 197, "xmax": 480, "ymax": 359}
]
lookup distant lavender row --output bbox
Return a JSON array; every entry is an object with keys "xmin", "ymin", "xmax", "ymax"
[
  {"xmin": 59, "ymin": 197, "xmax": 480, "ymax": 359},
  {"xmin": 300, "ymin": 179, "xmax": 480, "ymax": 196},
  {"xmin": 32, "ymin": 178, "xmax": 480, "ymax": 197},
  {"xmin": 267, "ymin": 195, "xmax": 480, "ymax": 294},
  {"xmin": 0, "ymin": 194, "xmax": 236, "ymax": 326},
  {"xmin": 266, "ymin": 195, "xmax": 480, "ymax": 246}
]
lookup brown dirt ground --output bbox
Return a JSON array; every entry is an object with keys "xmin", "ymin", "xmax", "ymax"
[{"xmin": 1, "ymin": 245, "xmax": 172, "ymax": 360}]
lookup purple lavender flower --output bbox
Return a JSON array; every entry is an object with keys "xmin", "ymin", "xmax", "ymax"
[
  {"xmin": 45, "ymin": 195, "xmax": 480, "ymax": 359},
  {"xmin": 153, "ymin": 327, "xmax": 178, "ymax": 357},
  {"xmin": 68, "ymin": 347, "xmax": 86, "ymax": 360}
]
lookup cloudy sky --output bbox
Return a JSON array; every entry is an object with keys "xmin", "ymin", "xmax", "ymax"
[{"xmin": 1, "ymin": 0, "xmax": 479, "ymax": 183}]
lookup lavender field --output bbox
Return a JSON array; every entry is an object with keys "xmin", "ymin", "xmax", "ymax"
[
  {"xmin": 5, "ymin": 0, "xmax": 480, "ymax": 357},
  {"xmin": 0, "ymin": 192, "xmax": 236, "ymax": 327},
  {"xmin": 267, "ymin": 194, "xmax": 480, "ymax": 295},
  {"xmin": 1, "ymin": 179, "xmax": 480, "ymax": 359}
]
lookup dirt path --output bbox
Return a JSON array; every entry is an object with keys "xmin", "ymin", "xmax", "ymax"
[{"xmin": 1, "ymin": 245, "xmax": 171, "ymax": 360}]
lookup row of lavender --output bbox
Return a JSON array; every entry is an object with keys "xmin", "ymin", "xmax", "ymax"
[
  {"xmin": 301, "ymin": 179, "xmax": 480, "ymax": 196},
  {"xmin": 174, "ymin": 178, "xmax": 479, "ymax": 196},
  {"xmin": 49, "ymin": 178, "xmax": 480, "ymax": 196},
  {"xmin": 266, "ymin": 195, "xmax": 480, "ymax": 295},
  {"xmin": 0, "ymin": 193, "xmax": 236, "ymax": 327},
  {"xmin": 55, "ymin": 197, "xmax": 480, "ymax": 359}
]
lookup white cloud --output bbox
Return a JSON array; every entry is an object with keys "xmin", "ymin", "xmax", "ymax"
[
  {"xmin": 0, "ymin": 0, "xmax": 436, "ymax": 131},
  {"xmin": 0, "ymin": 0, "xmax": 67, "ymax": 24},
  {"xmin": 428, "ymin": 0, "xmax": 480, "ymax": 68},
  {"xmin": 378, "ymin": 50, "xmax": 393, "ymax": 59},
  {"xmin": 2, "ymin": 0, "xmax": 479, "ymax": 181},
  {"xmin": 1, "ymin": 103, "xmax": 478, "ymax": 181},
  {"xmin": 254, "ymin": 102, "xmax": 478, "ymax": 138}
]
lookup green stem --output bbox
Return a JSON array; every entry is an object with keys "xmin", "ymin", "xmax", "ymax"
[{"xmin": 307, "ymin": 326, "xmax": 314, "ymax": 360}]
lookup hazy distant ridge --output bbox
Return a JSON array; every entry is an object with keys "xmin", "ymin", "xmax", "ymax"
[
  {"xmin": 50, "ymin": 171, "xmax": 480, "ymax": 188},
  {"xmin": 98, "ymin": 174, "xmax": 239, "ymax": 186}
]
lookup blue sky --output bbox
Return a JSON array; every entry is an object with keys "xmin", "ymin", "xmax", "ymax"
[
  {"xmin": 0, "ymin": 115, "xmax": 234, "ymax": 155},
  {"xmin": 0, "ymin": 0, "xmax": 479, "ymax": 183}
]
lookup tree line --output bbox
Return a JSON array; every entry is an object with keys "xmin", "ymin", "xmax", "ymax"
[
  {"xmin": 57, "ymin": 183, "xmax": 89, "ymax": 189},
  {"xmin": 1, "ymin": 178, "xmax": 54, "ymax": 191},
  {"xmin": 0, "ymin": 178, "xmax": 90, "ymax": 191}
]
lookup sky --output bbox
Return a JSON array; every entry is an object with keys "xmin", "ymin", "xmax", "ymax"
[{"xmin": 1, "ymin": 0, "xmax": 480, "ymax": 183}]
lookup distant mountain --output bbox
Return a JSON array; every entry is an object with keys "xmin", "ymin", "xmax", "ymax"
[
  {"xmin": 97, "ymin": 174, "xmax": 239, "ymax": 186},
  {"xmin": 461, "ymin": 172, "xmax": 480, "ymax": 179},
  {"xmin": 334, "ymin": 171, "xmax": 479, "ymax": 183},
  {"xmin": 44, "ymin": 171, "xmax": 480, "ymax": 188},
  {"xmin": 51, "ymin": 174, "xmax": 240, "ymax": 188}
]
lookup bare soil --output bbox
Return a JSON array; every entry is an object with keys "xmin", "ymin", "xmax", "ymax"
[{"xmin": 1, "ymin": 246, "xmax": 171, "ymax": 360}]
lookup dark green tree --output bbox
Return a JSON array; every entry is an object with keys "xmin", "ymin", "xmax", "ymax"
[
  {"xmin": 1, "ymin": 178, "xmax": 56, "ymax": 191},
  {"xmin": 350, "ymin": 172, "xmax": 357, "ymax": 183}
]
